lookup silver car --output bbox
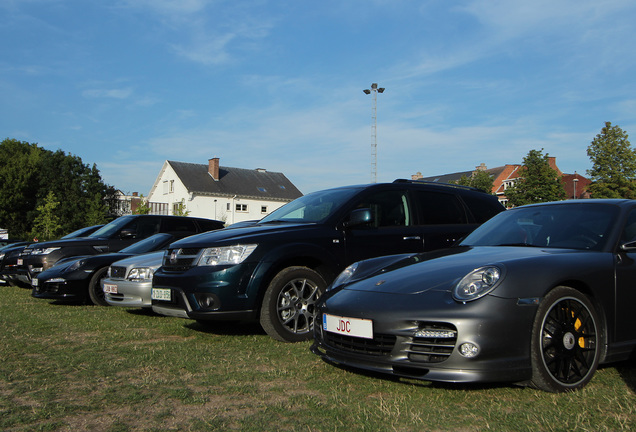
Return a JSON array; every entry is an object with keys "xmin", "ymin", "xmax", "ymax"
[{"xmin": 102, "ymin": 251, "xmax": 163, "ymax": 308}]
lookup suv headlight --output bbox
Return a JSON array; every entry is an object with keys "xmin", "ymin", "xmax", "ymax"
[
  {"xmin": 453, "ymin": 265, "xmax": 503, "ymax": 302},
  {"xmin": 32, "ymin": 247, "xmax": 61, "ymax": 255},
  {"xmin": 197, "ymin": 244, "xmax": 257, "ymax": 266},
  {"xmin": 128, "ymin": 267, "xmax": 154, "ymax": 281}
]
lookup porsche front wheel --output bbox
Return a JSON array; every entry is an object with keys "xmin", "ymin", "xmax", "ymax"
[{"xmin": 529, "ymin": 286, "xmax": 600, "ymax": 392}]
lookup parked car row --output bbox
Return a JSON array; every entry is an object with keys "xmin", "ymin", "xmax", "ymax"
[{"xmin": 5, "ymin": 180, "xmax": 636, "ymax": 393}]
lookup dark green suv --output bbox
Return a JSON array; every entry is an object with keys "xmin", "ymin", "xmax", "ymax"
[{"xmin": 152, "ymin": 180, "xmax": 504, "ymax": 342}]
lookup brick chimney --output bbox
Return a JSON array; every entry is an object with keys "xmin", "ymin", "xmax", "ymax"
[{"xmin": 208, "ymin": 157, "xmax": 219, "ymax": 181}]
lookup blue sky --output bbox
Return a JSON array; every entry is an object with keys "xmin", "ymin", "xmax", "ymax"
[{"xmin": 2, "ymin": 0, "xmax": 636, "ymax": 195}]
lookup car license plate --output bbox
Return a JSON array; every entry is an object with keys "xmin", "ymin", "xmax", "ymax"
[
  {"xmin": 17, "ymin": 258, "xmax": 23, "ymax": 265},
  {"xmin": 31, "ymin": 278, "xmax": 38, "ymax": 287},
  {"xmin": 103, "ymin": 283, "xmax": 118, "ymax": 294},
  {"xmin": 323, "ymin": 313, "xmax": 373, "ymax": 339},
  {"xmin": 151, "ymin": 288, "xmax": 171, "ymax": 301}
]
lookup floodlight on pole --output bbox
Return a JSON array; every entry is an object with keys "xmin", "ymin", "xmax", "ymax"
[{"xmin": 363, "ymin": 83, "xmax": 385, "ymax": 183}]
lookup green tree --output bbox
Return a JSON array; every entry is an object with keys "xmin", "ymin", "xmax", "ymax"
[
  {"xmin": 0, "ymin": 138, "xmax": 116, "ymax": 238},
  {"xmin": 172, "ymin": 199, "xmax": 190, "ymax": 216},
  {"xmin": 506, "ymin": 149, "xmax": 566, "ymax": 207},
  {"xmin": 134, "ymin": 194, "xmax": 151, "ymax": 215},
  {"xmin": 451, "ymin": 170, "xmax": 494, "ymax": 194},
  {"xmin": 30, "ymin": 191, "xmax": 63, "ymax": 241},
  {"xmin": 586, "ymin": 122, "xmax": 636, "ymax": 198},
  {"xmin": 85, "ymin": 192, "xmax": 110, "ymax": 226}
]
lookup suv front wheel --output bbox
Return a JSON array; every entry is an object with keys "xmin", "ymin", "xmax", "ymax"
[{"xmin": 260, "ymin": 266, "xmax": 326, "ymax": 342}]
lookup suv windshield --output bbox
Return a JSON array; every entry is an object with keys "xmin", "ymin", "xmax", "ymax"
[
  {"xmin": 460, "ymin": 203, "xmax": 618, "ymax": 251},
  {"xmin": 260, "ymin": 188, "xmax": 360, "ymax": 224},
  {"xmin": 88, "ymin": 216, "xmax": 134, "ymax": 238}
]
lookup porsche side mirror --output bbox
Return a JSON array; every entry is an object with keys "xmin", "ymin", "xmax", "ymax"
[{"xmin": 620, "ymin": 240, "xmax": 636, "ymax": 251}]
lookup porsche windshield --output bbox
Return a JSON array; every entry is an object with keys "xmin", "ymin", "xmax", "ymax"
[
  {"xmin": 259, "ymin": 188, "xmax": 360, "ymax": 224},
  {"xmin": 460, "ymin": 203, "xmax": 619, "ymax": 251}
]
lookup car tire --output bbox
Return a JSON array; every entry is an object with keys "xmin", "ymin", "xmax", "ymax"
[
  {"xmin": 529, "ymin": 286, "xmax": 600, "ymax": 392},
  {"xmin": 88, "ymin": 267, "xmax": 110, "ymax": 306},
  {"xmin": 260, "ymin": 266, "xmax": 326, "ymax": 342}
]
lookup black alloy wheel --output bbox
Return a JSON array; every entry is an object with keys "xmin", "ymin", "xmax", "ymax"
[
  {"xmin": 530, "ymin": 286, "xmax": 600, "ymax": 392},
  {"xmin": 88, "ymin": 267, "xmax": 110, "ymax": 306},
  {"xmin": 260, "ymin": 266, "xmax": 326, "ymax": 342}
]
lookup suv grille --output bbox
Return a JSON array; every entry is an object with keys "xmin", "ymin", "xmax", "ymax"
[
  {"xmin": 406, "ymin": 323, "xmax": 457, "ymax": 363},
  {"xmin": 324, "ymin": 332, "xmax": 396, "ymax": 356},
  {"xmin": 110, "ymin": 266, "xmax": 126, "ymax": 279},
  {"xmin": 162, "ymin": 248, "xmax": 202, "ymax": 271}
]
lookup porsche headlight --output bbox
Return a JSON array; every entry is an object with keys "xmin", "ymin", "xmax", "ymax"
[
  {"xmin": 197, "ymin": 244, "xmax": 257, "ymax": 266},
  {"xmin": 65, "ymin": 259, "xmax": 85, "ymax": 272},
  {"xmin": 328, "ymin": 262, "xmax": 359, "ymax": 291},
  {"xmin": 128, "ymin": 267, "xmax": 154, "ymax": 281},
  {"xmin": 453, "ymin": 266, "xmax": 502, "ymax": 302}
]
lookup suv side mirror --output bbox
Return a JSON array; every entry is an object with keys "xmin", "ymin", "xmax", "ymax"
[
  {"xmin": 120, "ymin": 228, "xmax": 137, "ymax": 239},
  {"xmin": 345, "ymin": 208, "xmax": 373, "ymax": 228}
]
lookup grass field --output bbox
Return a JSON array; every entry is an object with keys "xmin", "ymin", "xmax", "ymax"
[{"xmin": 1, "ymin": 284, "xmax": 635, "ymax": 431}]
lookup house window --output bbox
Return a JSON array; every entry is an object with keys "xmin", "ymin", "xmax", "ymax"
[
  {"xmin": 162, "ymin": 181, "xmax": 169, "ymax": 195},
  {"xmin": 261, "ymin": 205, "xmax": 268, "ymax": 214},
  {"xmin": 169, "ymin": 180, "xmax": 174, "ymax": 193},
  {"xmin": 227, "ymin": 203, "xmax": 231, "ymax": 211},
  {"xmin": 236, "ymin": 204, "xmax": 248, "ymax": 212}
]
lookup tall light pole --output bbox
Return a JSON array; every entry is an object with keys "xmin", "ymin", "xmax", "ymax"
[
  {"xmin": 573, "ymin": 171, "xmax": 579, "ymax": 199},
  {"xmin": 363, "ymin": 83, "xmax": 384, "ymax": 183}
]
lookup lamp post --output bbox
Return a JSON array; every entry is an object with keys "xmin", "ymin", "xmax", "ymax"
[
  {"xmin": 363, "ymin": 83, "xmax": 385, "ymax": 183},
  {"xmin": 573, "ymin": 172, "xmax": 579, "ymax": 200}
]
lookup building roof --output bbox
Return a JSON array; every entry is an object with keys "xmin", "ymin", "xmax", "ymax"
[
  {"xmin": 167, "ymin": 161, "xmax": 303, "ymax": 201},
  {"xmin": 418, "ymin": 166, "xmax": 508, "ymax": 184}
]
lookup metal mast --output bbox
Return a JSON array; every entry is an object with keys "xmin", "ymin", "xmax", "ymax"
[{"xmin": 363, "ymin": 83, "xmax": 384, "ymax": 183}]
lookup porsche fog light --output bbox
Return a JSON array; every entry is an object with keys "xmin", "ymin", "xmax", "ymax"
[
  {"xmin": 459, "ymin": 342, "xmax": 480, "ymax": 358},
  {"xmin": 453, "ymin": 265, "xmax": 503, "ymax": 302}
]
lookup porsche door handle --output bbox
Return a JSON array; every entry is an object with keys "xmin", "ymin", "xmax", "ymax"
[{"xmin": 403, "ymin": 236, "xmax": 421, "ymax": 241}]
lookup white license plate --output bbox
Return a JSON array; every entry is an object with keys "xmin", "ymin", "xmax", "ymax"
[
  {"xmin": 151, "ymin": 288, "xmax": 171, "ymax": 301},
  {"xmin": 323, "ymin": 313, "xmax": 373, "ymax": 339},
  {"xmin": 103, "ymin": 283, "xmax": 118, "ymax": 294},
  {"xmin": 31, "ymin": 278, "xmax": 38, "ymax": 287},
  {"xmin": 17, "ymin": 258, "xmax": 23, "ymax": 265}
]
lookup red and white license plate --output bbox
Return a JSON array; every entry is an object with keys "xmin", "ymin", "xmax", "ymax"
[
  {"xmin": 103, "ymin": 283, "xmax": 118, "ymax": 294},
  {"xmin": 323, "ymin": 313, "xmax": 373, "ymax": 339}
]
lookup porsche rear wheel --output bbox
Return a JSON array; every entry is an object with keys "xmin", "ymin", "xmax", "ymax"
[
  {"xmin": 530, "ymin": 286, "xmax": 600, "ymax": 392},
  {"xmin": 260, "ymin": 267, "xmax": 326, "ymax": 342}
]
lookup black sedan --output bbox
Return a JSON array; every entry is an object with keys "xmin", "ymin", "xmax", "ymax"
[
  {"xmin": 32, "ymin": 233, "xmax": 191, "ymax": 306},
  {"xmin": 312, "ymin": 199, "xmax": 636, "ymax": 392}
]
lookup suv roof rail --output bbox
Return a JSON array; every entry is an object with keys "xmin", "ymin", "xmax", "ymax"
[{"xmin": 392, "ymin": 178, "xmax": 486, "ymax": 193}]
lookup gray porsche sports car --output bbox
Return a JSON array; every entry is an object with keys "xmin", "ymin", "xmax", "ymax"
[{"xmin": 312, "ymin": 199, "xmax": 636, "ymax": 392}]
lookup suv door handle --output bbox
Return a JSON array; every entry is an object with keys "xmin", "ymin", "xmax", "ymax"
[{"xmin": 403, "ymin": 236, "xmax": 421, "ymax": 240}]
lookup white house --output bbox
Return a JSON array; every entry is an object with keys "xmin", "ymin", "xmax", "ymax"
[{"xmin": 147, "ymin": 157, "xmax": 303, "ymax": 225}]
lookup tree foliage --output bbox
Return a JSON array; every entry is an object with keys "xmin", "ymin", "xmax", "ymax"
[
  {"xmin": 505, "ymin": 149, "xmax": 566, "ymax": 207},
  {"xmin": 30, "ymin": 191, "xmax": 63, "ymax": 241},
  {"xmin": 172, "ymin": 199, "xmax": 190, "ymax": 216},
  {"xmin": 451, "ymin": 170, "xmax": 495, "ymax": 194},
  {"xmin": 133, "ymin": 194, "xmax": 151, "ymax": 215},
  {"xmin": 586, "ymin": 122, "xmax": 636, "ymax": 198},
  {"xmin": 0, "ymin": 138, "xmax": 116, "ymax": 239}
]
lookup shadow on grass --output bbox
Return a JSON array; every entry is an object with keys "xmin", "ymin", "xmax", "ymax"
[
  {"xmin": 613, "ymin": 359, "xmax": 636, "ymax": 393},
  {"xmin": 185, "ymin": 320, "xmax": 267, "ymax": 337}
]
